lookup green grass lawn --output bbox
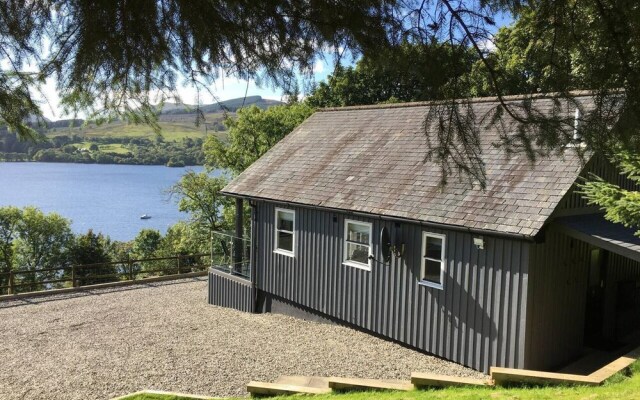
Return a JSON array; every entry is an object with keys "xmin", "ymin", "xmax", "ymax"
[
  {"xmin": 98, "ymin": 143, "xmax": 131, "ymax": 154},
  {"xmin": 55, "ymin": 122, "xmax": 206, "ymax": 140},
  {"xmin": 118, "ymin": 361, "xmax": 640, "ymax": 400}
]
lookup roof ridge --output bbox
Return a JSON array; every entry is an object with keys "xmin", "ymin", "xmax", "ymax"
[{"xmin": 318, "ymin": 90, "xmax": 599, "ymax": 112}]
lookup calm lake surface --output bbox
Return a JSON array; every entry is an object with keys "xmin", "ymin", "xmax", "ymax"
[{"xmin": 0, "ymin": 162, "xmax": 212, "ymax": 241}]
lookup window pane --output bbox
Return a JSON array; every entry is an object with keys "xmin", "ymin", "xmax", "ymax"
[
  {"xmin": 347, "ymin": 222, "xmax": 370, "ymax": 244},
  {"xmin": 277, "ymin": 211, "xmax": 294, "ymax": 231},
  {"xmin": 425, "ymin": 236, "xmax": 443, "ymax": 260},
  {"xmin": 346, "ymin": 242, "xmax": 369, "ymax": 265},
  {"xmin": 277, "ymin": 231, "xmax": 293, "ymax": 252},
  {"xmin": 422, "ymin": 259, "xmax": 442, "ymax": 284}
]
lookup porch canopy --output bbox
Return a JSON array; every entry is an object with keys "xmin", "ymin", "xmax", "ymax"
[{"xmin": 555, "ymin": 214, "xmax": 640, "ymax": 262}]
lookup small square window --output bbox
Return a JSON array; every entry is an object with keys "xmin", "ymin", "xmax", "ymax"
[
  {"xmin": 275, "ymin": 208, "xmax": 295, "ymax": 256},
  {"xmin": 344, "ymin": 220, "xmax": 372, "ymax": 270},
  {"xmin": 420, "ymin": 232, "xmax": 445, "ymax": 289}
]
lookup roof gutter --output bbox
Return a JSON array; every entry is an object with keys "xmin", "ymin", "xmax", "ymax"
[{"xmin": 221, "ymin": 191, "xmax": 535, "ymax": 242}]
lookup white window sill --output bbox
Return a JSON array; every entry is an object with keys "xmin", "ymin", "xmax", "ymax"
[
  {"xmin": 418, "ymin": 280, "xmax": 444, "ymax": 290},
  {"xmin": 343, "ymin": 261, "xmax": 371, "ymax": 271},
  {"xmin": 274, "ymin": 249, "xmax": 294, "ymax": 258}
]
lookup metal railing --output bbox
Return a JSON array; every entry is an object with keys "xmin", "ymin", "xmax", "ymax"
[
  {"xmin": 210, "ymin": 231, "xmax": 251, "ymax": 279},
  {"xmin": 0, "ymin": 253, "xmax": 211, "ymax": 296}
]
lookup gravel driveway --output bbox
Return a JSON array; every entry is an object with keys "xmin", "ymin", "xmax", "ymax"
[{"xmin": 0, "ymin": 277, "xmax": 483, "ymax": 399}]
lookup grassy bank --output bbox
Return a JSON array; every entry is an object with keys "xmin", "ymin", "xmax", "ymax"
[
  {"xmin": 48, "ymin": 112, "xmax": 226, "ymax": 141},
  {"xmin": 118, "ymin": 360, "xmax": 640, "ymax": 400}
]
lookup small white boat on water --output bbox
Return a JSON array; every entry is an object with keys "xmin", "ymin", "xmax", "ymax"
[{"xmin": 140, "ymin": 214, "xmax": 151, "ymax": 220}]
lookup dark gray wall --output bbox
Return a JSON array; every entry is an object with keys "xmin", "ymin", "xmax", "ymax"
[
  {"xmin": 526, "ymin": 227, "xmax": 640, "ymax": 371},
  {"xmin": 603, "ymin": 253, "xmax": 640, "ymax": 340},
  {"xmin": 525, "ymin": 227, "xmax": 591, "ymax": 370},
  {"xmin": 208, "ymin": 269, "xmax": 255, "ymax": 313},
  {"xmin": 254, "ymin": 201, "xmax": 530, "ymax": 373}
]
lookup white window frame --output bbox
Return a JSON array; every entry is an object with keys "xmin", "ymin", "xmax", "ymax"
[
  {"xmin": 274, "ymin": 208, "xmax": 295, "ymax": 257},
  {"xmin": 343, "ymin": 219, "xmax": 372, "ymax": 271},
  {"xmin": 419, "ymin": 232, "xmax": 446, "ymax": 289}
]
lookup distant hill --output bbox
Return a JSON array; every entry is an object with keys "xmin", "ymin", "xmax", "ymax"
[{"xmin": 156, "ymin": 95, "xmax": 283, "ymax": 115}]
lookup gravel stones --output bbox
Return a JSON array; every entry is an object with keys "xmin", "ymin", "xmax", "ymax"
[{"xmin": 0, "ymin": 278, "xmax": 483, "ymax": 399}]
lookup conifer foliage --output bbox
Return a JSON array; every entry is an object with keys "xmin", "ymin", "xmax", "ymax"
[{"xmin": 581, "ymin": 151, "xmax": 640, "ymax": 235}]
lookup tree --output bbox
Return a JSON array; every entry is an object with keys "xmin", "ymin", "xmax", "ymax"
[
  {"xmin": 131, "ymin": 229, "xmax": 163, "ymax": 260},
  {"xmin": 306, "ymin": 42, "xmax": 479, "ymax": 107},
  {"xmin": 68, "ymin": 230, "xmax": 117, "ymax": 286},
  {"xmin": 168, "ymin": 171, "xmax": 232, "ymax": 232},
  {"xmin": 579, "ymin": 150, "xmax": 640, "ymax": 235},
  {"xmin": 159, "ymin": 221, "xmax": 210, "ymax": 271},
  {"xmin": 162, "ymin": 221, "xmax": 209, "ymax": 255},
  {"xmin": 0, "ymin": 206, "xmax": 22, "ymax": 290},
  {"xmin": 130, "ymin": 228, "xmax": 168, "ymax": 275},
  {"xmin": 13, "ymin": 207, "xmax": 73, "ymax": 292},
  {"xmin": 204, "ymin": 103, "xmax": 314, "ymax": 174},
  {"xmin": 0, "ymin": 0, "xmax": 395, "ymax": 138}
]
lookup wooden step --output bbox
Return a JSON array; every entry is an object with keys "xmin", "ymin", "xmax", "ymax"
[
  {"xmin": 328, "ymin": 377, "xmax": 414, "ymax": 392},
  {"xmin": 589, "ymin": 346, "xmax": 640, "ymax": 381},
  {"xmin": 489, "ymin": 367, "xmax": 599, "ymax": 386},
  {"xmin": 275, "ymin": 375, "xmax": 331, "ymax": 389},
  {"xmin": 247, "ymin": 381, "xmax": 331, "ymax": 396},
  {"xmin": 411, "ymin": 372, "xmax": 492, "ymax": 388}
]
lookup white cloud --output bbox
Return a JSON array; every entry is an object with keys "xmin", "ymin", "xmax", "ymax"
[
  {"xmin": 313, "ymin": 59, "xmax": 325, "ymax": 74},
  {"xmin": 478, "ymin": 36, "xmax": 497, "ymax": 53}
]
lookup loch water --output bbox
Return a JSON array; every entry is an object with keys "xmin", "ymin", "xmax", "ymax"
[{"xmin": 0, "ymin": 162, "xmax": 212, "ymax": 241}]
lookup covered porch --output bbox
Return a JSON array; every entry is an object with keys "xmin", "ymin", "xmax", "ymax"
[
  {"xmin": 555, "ymin": 214, "xmax": 640, "ymax": 349},
  {"xmin": 208, "ymin": 198, "xmax": 257, "ymax": 313}
]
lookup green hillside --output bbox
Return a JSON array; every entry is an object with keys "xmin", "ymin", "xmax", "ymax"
[
  {"xmin": 47, "ymin": 112, "xmax": 226, "ymax": 141},
  {"xmin": 45, "ymin": 96, "xmax": 282, "ymax": 141},
  {"xmin": 0, "ymin": 96, "xmax": 282, "ymax": 166}
]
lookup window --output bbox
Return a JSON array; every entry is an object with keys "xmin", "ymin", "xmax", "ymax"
[
  {"xmin": 343, "ymin": 220, "xmax": 372, "ymax": 270},
  {"xmin": 420, "ymin": 232, "xmax": 446, "ymax": 289},
  {"xmin": 275, "ymin": 208, "xmax": 295, "ymax": 256}
]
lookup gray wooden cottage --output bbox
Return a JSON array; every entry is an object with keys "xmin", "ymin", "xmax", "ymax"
[{"xmin": 208, "ymin": 94, "xmax": 640, "ymax": 374}]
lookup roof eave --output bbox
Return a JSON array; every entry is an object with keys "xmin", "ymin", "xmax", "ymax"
[{"xmin": 222, "ymin": 191, "xmax": 536, "ymax": 242}]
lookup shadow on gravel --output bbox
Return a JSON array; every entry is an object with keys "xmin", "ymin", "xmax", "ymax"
[{"xmin": 0, "ymin": 277, "xmax": 207, "ymax": 310}]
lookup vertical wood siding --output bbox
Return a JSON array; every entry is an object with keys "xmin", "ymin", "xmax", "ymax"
[
  {"xmin": 255, "ymin": 202, "xmax": 530, "ymax": 373},
  {"xmin": 603, "ymin": 253, "xmax": 640, "ymax": 340},
  {"xmin": 526, "ymin": 227, "xmax": 591, "ymax": 370},
  {"xmin": 208, "ymin": 269, "xmax": 255, "ymax": 313}
]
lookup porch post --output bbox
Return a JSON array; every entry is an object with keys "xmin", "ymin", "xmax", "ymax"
[{"xmin": 233, "ymin": 198, "xmax": 244, "ymax": 274}]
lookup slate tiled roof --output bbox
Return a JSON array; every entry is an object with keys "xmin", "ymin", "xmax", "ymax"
[{"xmin": 223, "ymin": 94, "xmax": 595, "ymax": 237}]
